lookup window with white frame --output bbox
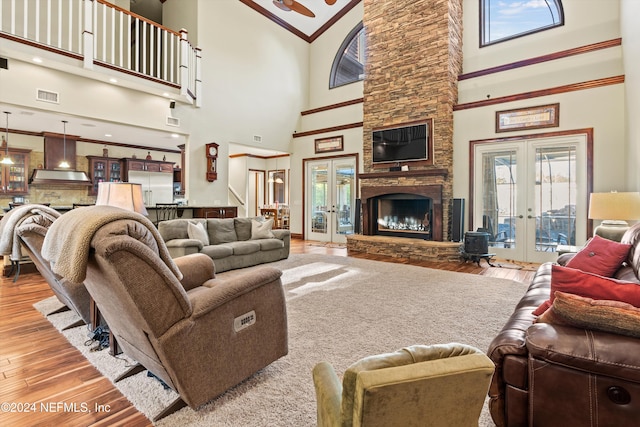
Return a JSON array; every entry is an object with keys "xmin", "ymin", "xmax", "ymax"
[{"xmin": 481, "ymin": 0, "xmax": 564, "ymax": 47}]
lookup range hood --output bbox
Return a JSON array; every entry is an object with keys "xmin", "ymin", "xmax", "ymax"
[{"xmin": 29, "ymin": 169, "xmax": 92, "ymax": 185}]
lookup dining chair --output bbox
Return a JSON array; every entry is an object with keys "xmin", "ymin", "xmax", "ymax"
[{"xmin": 155, "ymin": 203, "xmax": 179, "ymax": 226}]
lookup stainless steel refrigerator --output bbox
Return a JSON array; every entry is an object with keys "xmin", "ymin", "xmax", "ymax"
[{"xmin": 127, "ymin": 171, "xmax": 174, "ymax": 206}]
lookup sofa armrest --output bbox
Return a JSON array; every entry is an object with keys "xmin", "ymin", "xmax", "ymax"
[
  {"xmin": 527, "ymin": 323, "xmax": 640, "ymax": 381},
  {"xmin": 164, "ymin": 238, "xmax": 203, "ymax": 258},
  {"xmin": 173, "ymin": 253, "xmax": 215, "ymax": 291},
  {"xmin": 556, "ymin": 252, "xmax": 576, "ymax": 266},
  {"xmin": 272, "ymin": 229, "xmax": 290, "ymax": 241},
  {"xmin": 312, "ymin": 362, "xmax": 343, "ymax": 427},
  {"xmin": 190, "ymin": 266, "xmax": 283, "ymax": 318}
]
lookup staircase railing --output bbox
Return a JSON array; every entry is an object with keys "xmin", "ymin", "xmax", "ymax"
[{"xmin": 0, "ymin": 0, "xmax": 201, "ymax": 105}]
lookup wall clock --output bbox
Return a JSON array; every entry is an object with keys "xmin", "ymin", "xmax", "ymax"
[{"xmin": 206, "ymin": 142, "xmax": 218, "ymax": 182}]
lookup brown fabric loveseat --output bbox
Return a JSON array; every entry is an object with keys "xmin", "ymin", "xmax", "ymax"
[{"xmin": 487, "ymin": 223, "xmax": 640, "ymax": 427}]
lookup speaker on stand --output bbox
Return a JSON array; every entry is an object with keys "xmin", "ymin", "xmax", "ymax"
[
  {"xmin": 354, "ymin": 198, "xmax": 361, "ymax": 234},
  {"xmin": 451, "ymin": 198, "xmax": 465, "ymax": 242}
]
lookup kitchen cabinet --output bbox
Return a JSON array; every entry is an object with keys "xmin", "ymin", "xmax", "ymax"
[
  {"xmin": 123, "ymin": 158, "xmax": 174, "ymax": 176},
  {"xmin": 123, "ymin": 158, "xmax": 174, "ymax": 206},
  {"xmin": 0, "ymin": 148, "xmax": 30, "ymax": 194},
  {"xmin": 87, "ymin": 156, "xmax": 122, "ymax": 195},
  {"xmin": 193, "ymin": 206, "xmax": 238, "ymax": 219}
]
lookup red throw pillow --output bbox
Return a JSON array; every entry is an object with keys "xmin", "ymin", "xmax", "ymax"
[
  {"xmin": 532, "ymin": 265, "xmax": 640, "ymax": 316},
  {"xmin": 565, "ymin": 235, "xmax": 631, "ymax": 277}
]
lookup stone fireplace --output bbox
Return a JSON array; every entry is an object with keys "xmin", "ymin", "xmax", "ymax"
[
  {"xmin": 347, "ymin": 0, "xmax": 463, "ymax": 260},
  {"xmin": 361, "ymin": 183, "xmax": 443, "ymax": 241}
]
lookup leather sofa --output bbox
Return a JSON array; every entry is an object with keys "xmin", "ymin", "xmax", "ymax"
[
  {"xmin": 158, "ymin": 217, "xmax": 290, "ymax": 273},
  {"xmin": 487, "ymin": 223, "xmax": 640, "ymax": 426}
]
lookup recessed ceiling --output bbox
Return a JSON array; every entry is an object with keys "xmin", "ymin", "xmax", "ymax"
[{"xmin": 0, "ymin": 103, "xmax": 183, "ymax": 152}]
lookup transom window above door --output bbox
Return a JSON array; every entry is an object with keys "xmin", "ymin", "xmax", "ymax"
[{"xmin": 481, "ymin": 0, "xmax": 564, "ymax": 47}]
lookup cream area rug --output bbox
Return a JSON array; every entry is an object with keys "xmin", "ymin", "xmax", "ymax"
[{"xmin": 34, "ymin": 254, "xmax": 528, "ymax": 426}]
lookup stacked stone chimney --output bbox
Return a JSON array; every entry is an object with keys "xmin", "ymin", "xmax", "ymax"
[{"xmin": 361, "ymin": 0, "xmax": 463, "ymax": 241}]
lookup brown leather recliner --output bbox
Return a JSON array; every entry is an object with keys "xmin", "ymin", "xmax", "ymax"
[
  {"xmin": 41, "ymin": 206, "xmax": 289, "ymax": 421},
  {"xmin": 487, "ymin": 223, "xmax": 640, "ymax": 426}
]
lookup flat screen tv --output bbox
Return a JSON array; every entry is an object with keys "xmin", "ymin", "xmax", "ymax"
[{"xmin": 372, "ymin": 121, "xmax": 430, "ymax": 164}]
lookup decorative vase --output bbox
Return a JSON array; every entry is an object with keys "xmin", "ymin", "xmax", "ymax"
[
  {"xmin": 146, "ymin": 152, "xmax": 152, "ymax": 160},
  {"xmin": 103, "ymin": 147, "xmax": 109, "ymax": 157}
]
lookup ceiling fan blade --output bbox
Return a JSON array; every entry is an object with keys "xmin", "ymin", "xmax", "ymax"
[
  {"xmin": 272, "ymin": 0, "xmax": 291, "ymax": 12},
  {"xmin": 325, "ymin": 0, "xmax": 337, "ymax": 5},
  {"xmin": 289, "ymin": 0, "xmax": 315, "ymax": 17}
]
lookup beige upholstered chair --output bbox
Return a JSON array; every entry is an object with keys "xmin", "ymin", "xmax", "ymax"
[
  {"xmin": 312, "ymin": 343, "xmax": 495, "ymax": 427},
  {"xmin": 41, "ymin": 206, "xmax": 288, "ymax": 421}
]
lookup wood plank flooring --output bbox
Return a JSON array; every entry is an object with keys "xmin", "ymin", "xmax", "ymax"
[{"xmin": 0, "ymin": 240, "xmax": 537, "ymax": 426}]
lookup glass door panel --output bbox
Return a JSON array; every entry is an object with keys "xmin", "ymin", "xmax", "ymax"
[
  {"xmin": 474, "ymin": 136, "xmax": 587, "ymax": 263},
  {"xmin": 528, "ymin": 141, "xmax": 582, "ymax": 262},
  {"xmin": 308, "ymin": 162, "xmax": 329, "ymax": 239},
  {"xmin": 475, "ymin": 145, "xmax": 523, "ymax": 260},
  {"xmin": 306, "ymin": 156, "xmax": 356, "ymax": 243}
]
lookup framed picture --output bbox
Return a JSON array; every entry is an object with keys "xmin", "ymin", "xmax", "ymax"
[
  {"xmin": 314, "ymin": 136, "xmax": 344, "ymax": 154},
  {"xmin": 496, "ymin": 103, "xmax": 559, "ymax": 133}
]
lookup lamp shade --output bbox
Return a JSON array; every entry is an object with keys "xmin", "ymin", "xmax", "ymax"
[
  {"xmin": 95, "ymin": 182, "xmax": 148, "ymax": 216},
  {"xmin": 588, "ymin": 192, "xmax": 640, "ymax": 221}
]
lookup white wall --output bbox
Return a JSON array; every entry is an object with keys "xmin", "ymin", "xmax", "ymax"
[
  {"xmin": 454, "ymin": 0, "xmax": 628, "ymax": 209},
  {"xmin": 288, "ymin": 3, "xmax": 364, "ymax": 235},
  {"xmin": 621, "ymin": 0, "xmax": 640, "ymax": 189},
  {"xmin": 175, "ymin": 0, "xmax": 309, "ymax": 207},
  {"xmin": 163, "ymin": 0, "xmax": 198, "ymax": 45}
]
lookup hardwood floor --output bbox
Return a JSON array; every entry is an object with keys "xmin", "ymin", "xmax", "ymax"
[{"xmin": 0, "ymin": 240, "xmax": 537, "ymax": 426}]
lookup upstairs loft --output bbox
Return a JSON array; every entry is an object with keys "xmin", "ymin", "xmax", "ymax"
[{"xmin": 0, "ymin": 0, "xmax": 201, "ymax": 106}]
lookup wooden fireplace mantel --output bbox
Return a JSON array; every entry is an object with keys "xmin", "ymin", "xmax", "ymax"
[{"xmin": 358, "ymin": 168, "xmax": 448, "ymax": 180}]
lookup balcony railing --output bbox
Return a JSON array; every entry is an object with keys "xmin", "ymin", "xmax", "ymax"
[{"xmin": 0, "ymin": 0, "xmax": 201, "ymax": 105}]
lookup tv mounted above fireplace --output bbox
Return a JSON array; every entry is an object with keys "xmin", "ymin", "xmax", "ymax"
[{"xmin": 372, "ymin": 119, "xmax": 432, "ymax": 164}]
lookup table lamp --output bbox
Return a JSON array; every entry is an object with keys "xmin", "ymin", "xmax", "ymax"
[
  {"xmin": 95, "ymin": 182, "xmax": 148, "ymax": 216},
  {"xmin": 588, "ymin": 191, "xmax": 640, "ymax": 241}
]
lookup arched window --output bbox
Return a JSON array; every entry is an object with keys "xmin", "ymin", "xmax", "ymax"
[
  {"xmin": 481, "ymin": 0, "xmax": 564, "ymax": 47},
  {"xmin": 330, "ymin": 22, "xmax": 366, "ymax": 89}
]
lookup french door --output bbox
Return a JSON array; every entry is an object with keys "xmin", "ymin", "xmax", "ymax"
[
  {"xmin": 473, "ymin": 135, "xmax": 588, "ymax": 263},
  {"xmin": 306, "ymin": 157, "xmax": 356, "ymax": 243}
]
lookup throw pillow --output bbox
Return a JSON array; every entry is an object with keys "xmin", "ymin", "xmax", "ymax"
[
  {"xmin": 251, "ymin": 218, "xmax": 275, "ymax": 240},
  {"xmin": 565, "ymin": 235, "xmax": 631, "ymax": 277},
  {"xmin": 208, "ymin": 218, "xmax": 238, "ymax": 244},
  {"xmin": 187, "ymin": 221, "xmax": 209, "ymax": 245},
  {"xmin": 532, "ymin": 265, "xmax": 640, "ymax": 316},
  {"xmin": 542, "ymin": 291, "xmax": 640, "ymax": 338}
]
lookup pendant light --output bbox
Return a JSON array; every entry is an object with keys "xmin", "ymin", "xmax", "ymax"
[
  {"xmin": 58, "ymin": 120, "xmax": 70, "ymax": 169},
  {"xmin": 1, "ymin": 111, "xmax": 14, "ymax": 165},
  {"xmin": 274, "ymin": 156, "xmax": 284, "ymax": 184}
]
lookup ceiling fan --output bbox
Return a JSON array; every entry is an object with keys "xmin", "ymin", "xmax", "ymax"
[{"xmin": 272, "ymin": 0, "xmax": 337, "ymax": 18}]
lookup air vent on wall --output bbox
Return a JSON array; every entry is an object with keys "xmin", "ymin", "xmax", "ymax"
[
  {"xmin": 36, "ymin": 89, "xmax": 59, "ymax": 104},
  {"xmin": 253, "ymin": 135, "xmax": 262, "ymax": 143},
  {"xmin": 166, "ymin": 116, "xmax": 180, "ymax": 127}
]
